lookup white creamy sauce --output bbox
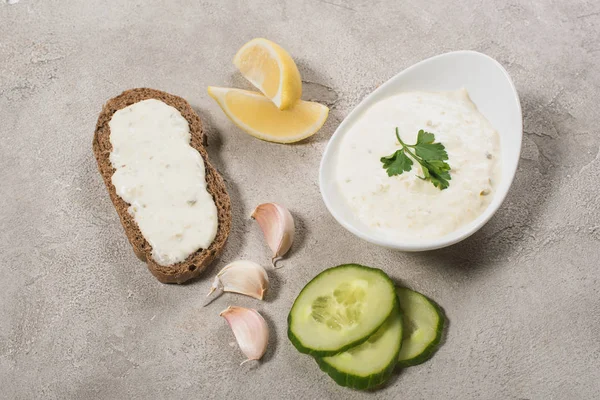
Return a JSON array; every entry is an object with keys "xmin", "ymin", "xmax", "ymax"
[
  {"xmin": 109, "ymin": 99, "xmax": 218, "ymax": 266},
  {"xmin": 335, "ymin": 89, "xmax": 501, "ymax": 240}
]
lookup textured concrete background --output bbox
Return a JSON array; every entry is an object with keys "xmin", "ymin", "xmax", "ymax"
[{"xmin": 1, "ymin": 0, "xmax": 599, "ymax": 399}]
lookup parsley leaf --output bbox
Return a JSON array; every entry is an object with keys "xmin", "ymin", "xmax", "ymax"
[
  {"xmin": 380, "ymin": 150, "xmax": 413, "ymax": 177},
  {"xmin": 412, "ymin": 130, "xmax": 449, "ymax": 162},
  {"xmin": 421, "ymin": 159, "xmax": 451, "ymax": 189},
  {"xmin": 380, "ymin": 128, "xmax": 452, "ymax": 190}
]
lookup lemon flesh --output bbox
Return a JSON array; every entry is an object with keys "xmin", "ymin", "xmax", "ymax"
[
  {"xmin": 233, "ymin": 38, "xmax": 302, "ymax": 110},
  {"xmin": 208, "ymin": 87, "xmax": 328, "ymax": 144}
]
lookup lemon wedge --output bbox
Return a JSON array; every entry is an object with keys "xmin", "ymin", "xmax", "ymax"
[
  {"xmin": 208, "ymin": 86, "xmax": 329, "ymax": 144},
  {"xmin": 233, "ymin": 38, "xmax": 302, "ymax": 110}
]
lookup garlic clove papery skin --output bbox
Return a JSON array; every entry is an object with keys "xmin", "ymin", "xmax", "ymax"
[
  {"xmin": 220, "ymin": 306, "xmax": 269, "ymax": 364},
  {"xmin": 204, "ymin": 261, "xmax": 269, "ymax": 306},
  {"xmin": 251, "ymin": 203, "xmax": 295, "ymax": 266},
  {"xmin": 217, "ymin": 260, "xmax": 269, "ymax": 299}
]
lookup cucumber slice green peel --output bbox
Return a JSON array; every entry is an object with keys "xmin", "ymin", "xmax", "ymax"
[
  {"xmin": 287, "ymin": 264, "xmax": 397, "ymax": 357},
  {"xmin": 315, "ymin": 301, "xmax": 403, "ymax": 390},
  {"xmin": 396, "ymin": 287, "xmax": 445, "ymax": 367}
]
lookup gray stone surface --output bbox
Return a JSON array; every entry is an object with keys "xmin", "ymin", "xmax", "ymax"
[{"xmin": 1, "ymin": 0, "xmax": 599, "ymax": 398}]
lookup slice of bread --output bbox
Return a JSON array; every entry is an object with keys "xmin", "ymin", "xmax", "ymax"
[{"xmin": 93, "ymin": 88, "xmax": 231, "ymax": 284}]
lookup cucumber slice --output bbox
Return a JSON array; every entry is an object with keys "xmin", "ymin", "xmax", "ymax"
[
  {"xmin": 315, "ymin": 303, "xmax": 402, "ymax": 390},
  {"xmin": 287, "ymin": 264, "xmax": 397, "ymax": 357},
  {"xmin": 396, "ymin": 287, "xmax": 445, "ymax": 367}
]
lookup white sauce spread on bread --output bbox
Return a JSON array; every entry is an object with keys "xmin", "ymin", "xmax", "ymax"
[
  {"xmin": 335, "ymin": 89, "xmax": 501, "ymax": 240},
  {"xmin": 109, "ymin": 99, "xmax": 218, "ymax": 266}
]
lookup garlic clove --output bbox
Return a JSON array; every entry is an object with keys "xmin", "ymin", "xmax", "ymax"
[
  {"xmin": 220, "ymin": 306, "xmax": 269, "ymax": 364},
  {"xmin": 251, "ymin": 203, "xmax": 295, "ymax": 267},
  {"xmin": 204, "ymin": 260, "xmax": 269, "ymax": 306}
]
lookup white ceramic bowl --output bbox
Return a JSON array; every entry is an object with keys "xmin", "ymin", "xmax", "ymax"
[{"xmin": 319, "ymin": 51, "xmax": 522, "ymax": 251}]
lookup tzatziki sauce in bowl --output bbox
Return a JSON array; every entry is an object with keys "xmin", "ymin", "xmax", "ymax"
[{"xmin": 320, "ymin": 51, "xmax": 522, "ymax": 251}]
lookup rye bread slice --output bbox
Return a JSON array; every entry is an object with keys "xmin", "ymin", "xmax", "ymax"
[{"xmin": 93, "ymin": 88, "xmax": 231, "ymax": 284}]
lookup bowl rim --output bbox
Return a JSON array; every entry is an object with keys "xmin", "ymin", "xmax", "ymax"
[{"xmin": 318, "ymin": 50, "xmax": 523, "ymax": 251}]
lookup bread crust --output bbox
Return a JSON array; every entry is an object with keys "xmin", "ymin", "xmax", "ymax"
[{"xmin": 93, "ymin": 88, "xmax": 231, "ymax": 283}]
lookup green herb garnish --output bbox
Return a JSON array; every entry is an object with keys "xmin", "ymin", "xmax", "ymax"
[{"xmin": 380, "ymin": 128, "xmax": 451, "ymax": 190}]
